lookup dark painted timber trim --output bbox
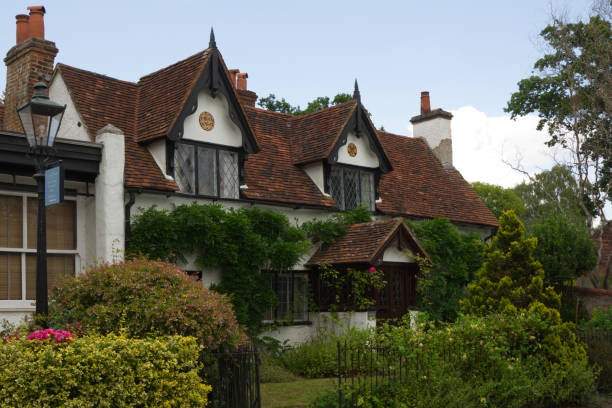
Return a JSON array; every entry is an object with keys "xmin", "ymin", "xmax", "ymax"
[{"xmin": 0, "ymin": 132, "xmax": 101, "ymax": 182}]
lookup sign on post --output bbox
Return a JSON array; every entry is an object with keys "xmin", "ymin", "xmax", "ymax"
[{"xmin": 45, "ymin": 166, "xmax": 64, "ymax": 206}]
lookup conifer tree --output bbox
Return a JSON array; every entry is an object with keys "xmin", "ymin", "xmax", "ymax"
[{"xmin": 461, "ymin": 210, "xmax": 561, "ymax": 316}]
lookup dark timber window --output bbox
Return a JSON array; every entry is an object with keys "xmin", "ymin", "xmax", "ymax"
[
  {"xmin": 328, "ymin": 165, "xmax": 376, "ymax": 211},
  {"xmin": 173, "ymin": 142, "xmax": 240, "ymax": 199},
  {"xmin": 263, "ymin": 271, "xmax": 309, "ymax": 323}
]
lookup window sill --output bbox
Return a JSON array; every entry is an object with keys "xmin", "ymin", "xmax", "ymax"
[{"xmin": 0, "ymin": 300, "xmax": 35, "ymax": 310}]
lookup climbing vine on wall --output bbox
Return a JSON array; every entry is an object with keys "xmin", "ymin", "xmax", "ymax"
[{"xmin": 127, "ymin": 204, "xmax": 310, "ymax": 334}]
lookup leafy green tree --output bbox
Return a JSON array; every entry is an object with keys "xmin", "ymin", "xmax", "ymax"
[
  {"xmin": 471, "ymin": 182, "xmax": 525, "ymax": 219},
  {"xmin": 513, "ymin": 165, "xmax": 591, "ymax": 227},
  {"xmin": 529, "ymin": 213, "xmax": 597, "ymax": 288},
  {"xmin": 408, "ymin": 218, "xmax": 484, "ymax": 322},
  {"xmin": 461, "ymin": 210, "xmax": 561, "ymax": 316},
  {"xmin": 506, "ymin": 12, "xmax": 612, "ymax": 287},
  {"xmin": 257, "ymin": 93, "xmax": 352, "ymax": 116}
]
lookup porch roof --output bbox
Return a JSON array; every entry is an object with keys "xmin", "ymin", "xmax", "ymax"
[{"xmin": 306, "ymin": 217, "xmax": 428, "ymax": 266}]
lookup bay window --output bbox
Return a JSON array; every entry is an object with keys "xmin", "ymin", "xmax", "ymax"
[
  {"xmin": 0, "ymin": 193, "xmax": 76, "ymax": 303},
  {"xmin": 173, "ymin": 142, "xmax": 240, "ymax": 199},
  {"xmin": 328, "ymin": 165, "xmax": 376, "ymax": 211}
]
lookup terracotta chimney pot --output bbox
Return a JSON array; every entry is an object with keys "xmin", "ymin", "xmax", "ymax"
[
  {"xmin": 236, "ymin": 72, "xmax": 248, "ymax": 90},
  {"xmin": 27, "ymin": 6, "xmax": 46, "ymax": 39},
  {"xmin": 420, "ymin": 91, "xmax": 431, "ymax": 115},
  {"xmin": 16, "ymin": 14, "xmax": 30, "ymax": 44},
  {"xmin": 228, "ymin": 69, "xmax": 239, "ymax": 88}
]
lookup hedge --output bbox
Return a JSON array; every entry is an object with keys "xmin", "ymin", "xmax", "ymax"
[{"xmin": 0, "ymin": 334, "xmax": 210, "ymax": 407}]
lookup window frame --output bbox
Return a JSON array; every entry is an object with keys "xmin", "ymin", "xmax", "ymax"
[
  {"xmin": 0, "ymin": 190, "xmax": 78, "ymax": 308},
  {"xmin": 169, "ymin": 139, "xmax": 243, "ymax": 199},
  {"xmin": 263, "ymin": 270, "xmax": 310, "ymax": 325},
  {"xmin": 324, "ymin": 163, "xmax": 379, "ymax": 211}
]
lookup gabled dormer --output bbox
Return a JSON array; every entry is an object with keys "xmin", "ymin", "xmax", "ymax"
[
  {"xmin": 139, "ymin": 30, "xmax": 259, "ymax": 199},
  {"xmin": 294, "ymin": 82, "xmax": 392, "ymax": 211}
]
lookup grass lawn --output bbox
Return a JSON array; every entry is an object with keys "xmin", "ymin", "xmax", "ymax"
[{"xmin": 261, "ymin": 377, "xmax": 336, "ymax": 408}]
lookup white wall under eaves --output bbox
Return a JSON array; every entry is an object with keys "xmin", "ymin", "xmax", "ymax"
[{"xmin": 49, "ymin": 72, "xmax": 91, "ymax": 142}]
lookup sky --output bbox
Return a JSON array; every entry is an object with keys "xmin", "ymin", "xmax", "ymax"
[{"xmin": 0, "ymin": 0, "xmax": 597, "ymax": 189}]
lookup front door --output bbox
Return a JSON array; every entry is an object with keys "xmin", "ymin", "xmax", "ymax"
[{"xmin": 375, "ymin": 263, "xmax": 417, "ymax": 323}]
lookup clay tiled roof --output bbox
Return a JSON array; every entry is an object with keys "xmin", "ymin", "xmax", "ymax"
[
  {"xmin": 57, "ymin": 64, "xmax": 177, "ymax": 191},
  {"xmin": 291, "ymin": 101, "xmax": 358, "ymax": 165},
  {"xmin": 307, "ymin": 218, "xmax": 427, "ymax": 265},
  {"xmin": 592, "ymin": 221, "xmax": 612, "ymax": 278},
  {"xmin": 242, "ymin": 106, "xmax": 335, "ymax": 207},
  {"xmin": 136, "ymin": 50, "xmax": 210, "ymax": 143},
  {"xmin": 376, "ymin": 131, "xmax": 498, "ymax": 228}
]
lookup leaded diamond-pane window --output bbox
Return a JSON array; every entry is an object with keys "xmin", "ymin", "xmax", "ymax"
[
  {"xmin": 264, "ymin": 271, "xmax": 309, "ymax": 323},
  {"xmin": 328, "ymin": 165, "xmax": 376, "ymax": 211},
  {"xmin": 174, "ymin": 142, "xmax": 240, "ymax": 199}
]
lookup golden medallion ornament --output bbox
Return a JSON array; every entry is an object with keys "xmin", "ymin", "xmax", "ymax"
[
  {"xmin": 199, "ymin": 112, "xmax": 215, "ymax": 131},
  {"xmin": 347, "ymin": 143, "xmax": 357, "ymax": 157}
]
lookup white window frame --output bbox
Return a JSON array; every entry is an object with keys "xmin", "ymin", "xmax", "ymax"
[{"xmin": 0, "ymin": 190, "xmax": 79, "ymax": 309}]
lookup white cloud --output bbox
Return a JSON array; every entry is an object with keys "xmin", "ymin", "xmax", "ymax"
[{"xmin": 449, "ymin": 106, "xmax": 566, "ymax": 188}]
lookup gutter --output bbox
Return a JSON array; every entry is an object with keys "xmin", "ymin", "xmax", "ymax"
[{"xmin": 124, "ymin": 190, "xmax": 136, "ymax": 240}]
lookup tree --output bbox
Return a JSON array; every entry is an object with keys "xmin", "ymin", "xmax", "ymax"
[
  {"xmin": 471, "ymin": 182, "xmax": 525, "ymax": 219},
  {"xmin": 513, "ymin": 165, "xmax": 592, "ymax": 227},
  {"xmin": 409, "ymin": 218, "xmax": 484, "ymax": 322},
  {"xmin": 461, "ymin": 210, "xmax": 561, "ymax": 316},
  {"xmin": 257, "ymin": 93, "xmax": 352, "ymax": 115},
  {"xmin": 505, "ymin": 10, "xmax": 612, "ymax": 287}
]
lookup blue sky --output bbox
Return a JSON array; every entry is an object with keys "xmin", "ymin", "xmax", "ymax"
[{"xmin": 0, "ymin": 0, "xmax": 598, "ymax": 188}]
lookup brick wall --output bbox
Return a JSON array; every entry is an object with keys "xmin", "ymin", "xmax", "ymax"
[
  {"xmin": 3, "ymin": 37, "xmax": 58, "ymax": 132},
  {"xmin": 574, "ymin": 286, "xmax": 612, "ymax": 315}
]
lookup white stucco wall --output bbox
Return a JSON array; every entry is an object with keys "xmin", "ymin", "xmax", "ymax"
[
  {"xmin": 382, "ymin": 245, "xmax": 415, "ymax": 263},
  {"xmin": 302, "ymin": 162, "xmax": 325, "ymax": 194},
  {"xmin": 182, "ymin": 90, "xmax": 242, "ymax": 147},
  {"xmin": 337, "ymin": 131, "xmax": 379, "ymax": 168},
  {"xmin": 49, "ymin": 73, "xmax": 91, "ymax": 142},
  {"xmin": 95, "ymin": 125, "xmax": 125, "ymax": 263},
  {"xmin": 147, "ymin": 138, "xmax": 171, "ymax": 179},
  {"xmin": 260, "ymin": 311, "xmax": 375, "ymax": 346}
]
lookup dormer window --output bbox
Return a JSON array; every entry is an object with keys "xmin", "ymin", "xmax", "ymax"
[
  {"xmin": 328, "ymin": 165, "xmax": 376, "ymax": 211},
  {"xmin": 173, "ymin": 141, "xmax": 240, "ymax": 199}
]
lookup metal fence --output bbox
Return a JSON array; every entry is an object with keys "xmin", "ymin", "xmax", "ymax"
[
  {"xmin": 336, "ymin": 330, "xmax": 612, "ymax": 407},
  {"xmin": 204, "ymin": 343, "xmax": 261, "ymax": 408}
]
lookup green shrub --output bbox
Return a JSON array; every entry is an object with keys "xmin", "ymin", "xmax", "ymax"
[
  {"xmin": 49, "ymin": 257, "xmax": 243, "ymax": 350},
  {"xmin": 0, "ymin": 334, "xmax": 210, "ymax": 407},
  {"xmin": 581, "ymin": 306, "xmax": 612, "ymax": 331},
  {"xmin": 281, "ymin": 328, "xmax": 371, "ymax": 378}
]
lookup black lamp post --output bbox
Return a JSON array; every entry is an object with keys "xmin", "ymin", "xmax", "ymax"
[{"xmin": 16, "ymin": 76, "xmax": 66, "ymax": 317}]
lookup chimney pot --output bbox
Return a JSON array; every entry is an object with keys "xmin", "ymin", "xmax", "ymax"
[
  {"xmin": 27, "ymin": 6, "xmax": 46, "ymax": 39},
  {"xmin": 420, "ymin": 91, "xmax": 431, "ymax": 115},
  {"xmin": 228, "ymin": 69, "xmax": 239, "ymax": 88},
  {"xmin": 236, "ymin": 72, "xmax": 248, "ymax": 90},
  {"xmin": 15, "ymin": 14, "xmax": 30, "ymax": 44}
]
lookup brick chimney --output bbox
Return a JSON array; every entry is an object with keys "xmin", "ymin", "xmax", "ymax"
[
  {"xmin": 410, "ymin": 91, "xmax": 454, "ymax": 168},
  {"xmin": 229, "ymin": 70, "xmax": 258, "ymax": 107},
  {"xmin": 3, "ymin": 6, "xmax": 58, "ymax": 132}
]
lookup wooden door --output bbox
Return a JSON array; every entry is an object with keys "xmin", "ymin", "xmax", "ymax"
[{"xmin": 375, "ymin": 263, "xmax": 417, "ymax": 323}]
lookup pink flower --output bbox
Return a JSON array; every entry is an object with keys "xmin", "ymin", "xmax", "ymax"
[
  {"xmin": 369, "ymin": 267, "xmax": 376, "ymax": 273},
  {"xmin": 27, "ymin": 329, "xmax": 74, "ymax": 343}
]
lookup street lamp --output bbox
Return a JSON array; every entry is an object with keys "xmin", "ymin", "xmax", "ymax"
[{"xmin": 16, "ymin": 75, "xmax": 66, "ymax": 317}]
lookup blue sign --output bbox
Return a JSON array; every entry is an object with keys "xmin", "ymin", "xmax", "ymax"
[{"xmin": 45, "ymin": 166, "xmax": 64, "ymax": 206}]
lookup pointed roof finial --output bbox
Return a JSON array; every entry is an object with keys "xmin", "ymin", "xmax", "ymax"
[
  {"xmin": 209, "ymin": 28, "xmax": 217, "ymax": 49},
  {"xmin": 353, "ymin": 79, "xmax": 361, "ymax": 102}
]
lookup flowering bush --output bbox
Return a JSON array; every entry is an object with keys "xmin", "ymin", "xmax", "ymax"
[
  {"xmin": 27, "ymin": 328, "xmax": 73, "ymax": 343},
  {"xmin": 49, "ymin": 257, "xmax": 243, "ymax": 350},
  {"xmin": 0, "ymin": 334, "xmax": 210, "ymax": 407},
  {"xmin": 319, "ymin": 264, "xmax": 386, "ymax": 312}
]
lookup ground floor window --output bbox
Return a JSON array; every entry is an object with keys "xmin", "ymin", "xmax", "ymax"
[
  {"xmin": 263, "ymin": 271, "xmax": 309, "ymax": 323},
  {"xmin": 0, "ymin": 193, "xmax": 77, "ymax": 303}
]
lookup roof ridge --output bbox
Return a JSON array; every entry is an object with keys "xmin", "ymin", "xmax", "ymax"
[
  {"xmin": 57, "ymin": 63, "xmax": 138, "ymax": 87},
  {"xmin": 244, "ymin": 105, "xmax": 299, "ymax": 119},
  {"xmin": 348, "ymin": 218, "xmax": 399, "ymax": 228},
  {"xmin": 295, "ymin": 99, "xmax": 357, "ymax": 119},
  {"xmin": 138, "ymin": 49, "xmax": 210, "ymax": 83}
]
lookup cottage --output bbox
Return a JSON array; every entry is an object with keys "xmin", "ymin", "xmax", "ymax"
[{"xmin": 0, "ymin": 6, "xmax": 497, "ymax": 342}]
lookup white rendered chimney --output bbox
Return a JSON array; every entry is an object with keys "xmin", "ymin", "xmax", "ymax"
[{"xmin": 410, "ymin": 91, "xmax": 454, "ymax": 168}]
